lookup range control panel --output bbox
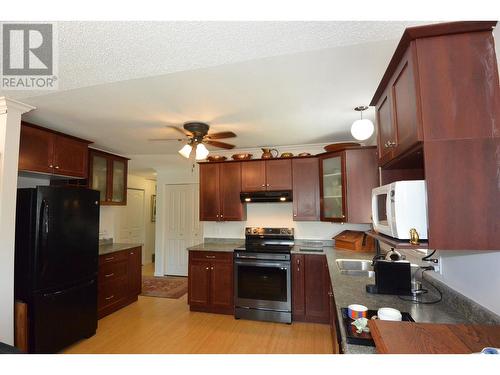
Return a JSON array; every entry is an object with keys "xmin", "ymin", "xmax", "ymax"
[{"xmin": 245, "ymin": 227, "xmax": 294, "ymax": 236}]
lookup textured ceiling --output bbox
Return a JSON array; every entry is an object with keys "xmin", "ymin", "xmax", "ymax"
[
  {"xmin": 8, "ymin": 21, "xmax": 428, "ymax": 97},
  {"xmin": 0, "ymin": 21, "xmax": 436, "ymax": 177}
]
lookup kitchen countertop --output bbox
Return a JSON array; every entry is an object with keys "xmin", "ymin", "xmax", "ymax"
[
  {"xmin": 187, "ymin": 239, "xmax": 244, "ymax": 252},
  {"xmin": 184, "ymin": 239, "xmax": 479, "ymax": 354},
  {"xmin": 324, "ymin": 248, "xmax": 471, "ymax": 354},
  {"xmin": 99, "ymin": 243, "xmax": 143, "ymax": 256}
]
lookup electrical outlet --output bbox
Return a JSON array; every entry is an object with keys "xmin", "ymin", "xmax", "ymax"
[{"xmin": 433, "ymin": 257, "xmax": 441, "ymax": 273}]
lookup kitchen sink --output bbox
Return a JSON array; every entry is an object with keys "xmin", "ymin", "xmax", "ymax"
[{"xmin": 336, "ymin": 259, "xmax": 375, "ymax": 277}]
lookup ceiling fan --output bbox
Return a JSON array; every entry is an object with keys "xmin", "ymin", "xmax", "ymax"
[{"xmin": 149, "ymin": 122, "xmax": 237, "ymax": 160}]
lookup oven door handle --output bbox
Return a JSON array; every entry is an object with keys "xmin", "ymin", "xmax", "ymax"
[{"xmin": 234, "ymin": 259, "xmax": 290, "ymax": 268}]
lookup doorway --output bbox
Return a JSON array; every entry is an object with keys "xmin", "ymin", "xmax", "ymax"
[
  {"xmin": 116, "ymin": 188, "xmax": 146, "ymax": 264},
  {"xmin": 163, "ymin": 184, "xmax": 202, "ymax": 276}
]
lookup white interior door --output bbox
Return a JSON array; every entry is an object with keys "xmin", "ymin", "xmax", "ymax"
[
  {"xmin": 164, "ymin": 184, "xmax": 202, "ymax": 276},
  {"xmin": 116, "ymin": 188, "xmax": 145, "ymax": 263}
]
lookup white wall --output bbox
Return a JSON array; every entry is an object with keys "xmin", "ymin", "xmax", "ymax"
[
  {"xmin": 432, "ymin": 250, "xmax": 500, "ymax": 316},
  {"xmin": 17, "ymin": 175, "xmax": 51, "ymax": 188},
  {"xmin": 99, "ymin": 174, "xmax": 156, "ymax": 264},
  {"xmin": 204, "ymin": 202, "xmax": 368, "ymax": 240}
]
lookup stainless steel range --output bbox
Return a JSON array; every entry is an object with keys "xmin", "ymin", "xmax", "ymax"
[{"xmin": 234, "ymin": 227, "xmax": 294, "ymax": 324}]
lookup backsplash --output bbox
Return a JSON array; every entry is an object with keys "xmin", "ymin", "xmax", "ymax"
[{"xmin": 203, "ymin": 202, "xmax": 370, "ymax": 240}]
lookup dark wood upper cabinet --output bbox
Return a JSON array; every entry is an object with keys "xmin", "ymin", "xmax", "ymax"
[
  {"xmin": 199, "ymin": 162, "xmax": 245, "ymax": 221},
  {"xmin": 371, "ymin": 21, "xmax": 500, "ymax": 250},
  {"xmin": 18, "ymin": 124, "xmax": 54, "ymax": 174},
  {"xmin": 376, "ymin": 44, "xmax": 423, "ymax": 165},
  {"xmin": 266, "ymin": 159, "xmax": 292, "ymax": 190},
  {"xmin": 18, "ymin": 122, "xmax": 91, "ymax": 178},
  {"xmin": 241, "ymin": 161, "xmax": 267, "ymax": 192},
  {"xmin": 199, "ymin": 162, "xmax": 220, "ymax": 221},
  {"xmin": 319, "ymin": 147, "xmax": 378, "ymax": 223},
  {"xmin": 219, "ymin": 162, "xmax": 244, "ymax": 221},
  {"xmin": 292, "ymin": 158, "xmax": 320, "ymax": 221},
  {"xmin": 89, "ymin": 149, "xmax": 129, "ymax": 206},
  {"xmin": 371, "ymin": 22, "xmax": 498, "ymax": 167},
  {"xmin": 241, "ymin": 159, "xmax": 292, "ymax": 192},
  {"xmin": 53, "ymin": 134, "xmax": 89, "ymax": 178}
]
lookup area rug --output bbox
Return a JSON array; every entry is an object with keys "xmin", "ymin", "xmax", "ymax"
[{"xmin": 141, "ymin": 275, "xmax": 188, "ymax": 299}]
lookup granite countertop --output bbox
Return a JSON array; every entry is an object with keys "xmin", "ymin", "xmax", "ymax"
[
  {"xmin": 324, "ymin": 248, "xmax": 471, "ymax": 354},
  {"xmin": 99, "ymin": 243, "xmax": 143, "ymax": 255},
  {"xmin": 187, "ymin": 239, "xmax": 244, "ymax": 252}
]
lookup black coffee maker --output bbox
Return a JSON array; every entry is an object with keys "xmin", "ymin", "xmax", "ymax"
[{"xmin": 366, "ymin": 243, "xmax": 412, "ymax": 295}]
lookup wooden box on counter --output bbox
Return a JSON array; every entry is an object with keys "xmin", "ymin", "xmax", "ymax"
[{"xmin": 333, "ymin": 230, "xmax": 374, "ymax": 252}]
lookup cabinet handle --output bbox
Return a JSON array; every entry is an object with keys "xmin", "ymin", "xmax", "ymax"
[
  {"xmin": 105, "ymin": 295, "xmax": 115, "ymax": 301},
  {"xmin": 261, "ymin": 184, "xmax": 265, "ymax": 187},
  {"xmin": 104, "ymin": 273, "xmax": 114, "ymax": 278},
  {"xmin": 205, "ymin": 267, "xmax": 209, "ymax": 270},
  {"xmin": 55, "ymin": 166, "xmax": 60, "ymax": 169},
  {"xmin": 267, "ymin": 184, "xmax": 270, "ymax": 187},
  {"xmin": 130, "ymin": 252, "xmax": 134, "ymax": 255},
  {"xmin": 205, "ymin": 255, "xmax": 215, "ymax": 259},
  {"xmin": 328, "ymin": 292, "xmax": 334, "ymax": 297},
  {"xmin": 105, "ymin": 256, "xmax": 114, "ymax": 261},
  {"xmin": 49, "ymin": 164, "xmax": 53, "ymax": 168},
  {"xmin": 211, "ymin": 266, "xmax": 214, "ymax": 270}
]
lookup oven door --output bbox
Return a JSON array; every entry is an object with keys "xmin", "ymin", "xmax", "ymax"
[{"xmin": 234, "ymin": 258, "xmax": 291, "ymax": 312}]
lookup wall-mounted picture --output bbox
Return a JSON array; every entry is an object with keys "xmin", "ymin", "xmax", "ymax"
[{"xmin": 151, "ymin": 194, "xmax": 156, "ymax": 222}]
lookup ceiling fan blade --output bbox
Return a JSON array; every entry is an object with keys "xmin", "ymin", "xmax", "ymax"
[
  {"xmin": 166, "ymin": 125, "xmax": 192, "ymax": 137},
  {"xmin": 148, "ymin": 138, "xmax": 184, "ymax": 142},
  {"xmin": 205, "ymin": 140, "xmax": 235, "ymax": 149},
  {"xmin": 206, "ymin": 131, "xmax": 237, "ymax": 139}
]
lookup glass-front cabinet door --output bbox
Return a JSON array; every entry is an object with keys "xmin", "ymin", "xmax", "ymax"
[
  {"xmin": 89, "ymin": 150, "xmax": 128, "ymax": 205},
  {"xmin": 91, "ymin": 154, "xmax": 108, "ymax": 202},
  {"xmin": 320, "ymin": 153, "xmax": 346, "ymax": 221},
  {"xmin": 111, "ymin": 159, "xmax": 126, "ymax": 203}
]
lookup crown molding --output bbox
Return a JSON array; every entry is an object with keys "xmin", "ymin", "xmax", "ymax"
[{"xmin": 0, "ymin": 97, "xmax": 36, "ymax": 115}]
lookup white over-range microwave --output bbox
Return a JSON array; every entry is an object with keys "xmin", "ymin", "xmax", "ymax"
[{"xmin": 371, "ymin": 180, "xmax": 428, "ymax": 240}]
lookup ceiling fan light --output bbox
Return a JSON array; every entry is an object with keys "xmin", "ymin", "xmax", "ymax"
[
  {"xmin": 195, "ymin": 143, "xmax": 209, "ymax": 160},
  {"xmin": 351, "ymin": 119, "xmax": 374, "ymax": 141},
  {"xmin": 178, "ymin": 144, "xmax": 192, "ymax": 158}
]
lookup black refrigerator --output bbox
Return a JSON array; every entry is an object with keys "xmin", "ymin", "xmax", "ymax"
[{"xmin": 15, "ymin": 186, "xmax": 100, "ymax": 353}]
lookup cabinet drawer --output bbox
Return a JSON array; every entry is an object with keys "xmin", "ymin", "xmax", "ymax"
[
  {"xmin": 99, "ymin": 259, "xmax": 127, "ymax": 284},
  {"xmin": 98, "ymin": 275, "xmax": 128, "ymax": 309},
  {"xmin": 99, "ymin": 250, "xmax": 128, "ymax": 265},
  {"xmin": 189, "ymin": 251, "xmax": 233, "ymax": 262}
]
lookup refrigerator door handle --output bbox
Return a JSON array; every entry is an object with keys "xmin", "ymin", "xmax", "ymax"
[
  {"xmin": 42, "ymin": 279, "xmax": 95, "ymax": 298},
  {"xmin": 38, "ymin": 199, "xmax": 49, "ymax": 273}
]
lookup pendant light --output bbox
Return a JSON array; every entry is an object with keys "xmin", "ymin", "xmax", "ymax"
[{"xmin": 351, "ymin": 106, "xmax": 374, "ymax": 141}]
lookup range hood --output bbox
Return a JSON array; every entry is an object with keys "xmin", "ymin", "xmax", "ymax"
[{"xmin": 240, "ymin": 190, "xmax": 293, "ymax": 203}]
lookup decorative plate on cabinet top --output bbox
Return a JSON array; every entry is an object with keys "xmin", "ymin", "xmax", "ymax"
[
  {"xmin": 298, "ymin": 152, "xmax": 311, "ymax": 157},
  {"xmin": 280, "ymin": 152, "xmax": 294, "ymax": 158},
  {"xmin": 232, "ymin": 153, "xmax": 253, "ymax": 160},
  {"xmin": 206, "ymin": 155, "xmax": 227, "ymax": 162},
  {"xmin": 324, "ymin": 142, "xmax": 361, "ymax": 152}
]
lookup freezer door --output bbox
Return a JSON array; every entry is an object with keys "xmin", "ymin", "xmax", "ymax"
[
  {"xmin": 35, "ymin": 186, "xmax": 100, "ymax": 290},
  {"xmin": 31, "ymin": 278, "xmax": 97, "ymax": 353}
]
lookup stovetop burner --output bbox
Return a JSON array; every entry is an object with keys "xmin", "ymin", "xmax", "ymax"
[{"xmin": 235, "ymin": 227, "xmax": 294, "ymax": 254}]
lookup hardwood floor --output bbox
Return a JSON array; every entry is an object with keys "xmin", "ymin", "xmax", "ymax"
[{"xmin": 63, "ymin": 263, "xmax": 334, "ymax": 354}]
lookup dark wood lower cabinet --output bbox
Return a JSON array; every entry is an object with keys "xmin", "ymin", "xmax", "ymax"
[
  {"xmin": 292, "ymin": 254, "xmax": 331, "ymax": 324},
  {"xmin": 188, "ymin": 251, "xmax": 234, "ymax": 315},
  {"xmin": 98, "ymin": 246, "xmax": 142, "ymax": 319}
]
